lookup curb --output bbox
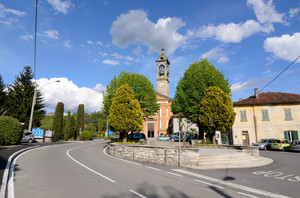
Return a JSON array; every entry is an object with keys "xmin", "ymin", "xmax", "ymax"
[{"xmin": 0, "ymin": 146, "xmax": 40, "ymax": 198}]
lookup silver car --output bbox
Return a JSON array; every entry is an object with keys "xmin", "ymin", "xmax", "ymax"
[
  {"xmin": 21, "ymin": 131, "xmax": 35, "ymax": 143},
  {"xmin": 289, "ymin": 141, "xmax": 300, "ymax": 152},
  {"xmin": 252, "ymin": 139, "xmax": 274, "ymax": 150}
]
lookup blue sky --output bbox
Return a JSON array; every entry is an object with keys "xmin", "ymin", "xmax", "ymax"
[{"xmin": 0, "ymin": 0, "xmax": 299, "ymax": 113}]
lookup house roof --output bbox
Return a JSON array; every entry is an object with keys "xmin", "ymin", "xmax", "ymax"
[{"xmin": 233, "ymin": 92, "xmax": 300, "ymax": 106}]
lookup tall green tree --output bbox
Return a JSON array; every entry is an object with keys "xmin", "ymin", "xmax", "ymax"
[
  {"xmin": 64, "ymin": 111, "xmax": 72, "ymax": 140},
  {"xmin": 76, "ymin": 104, "xmax": 84, "ymax": 138},
  {"xmin": 6, "ymin": 66, "xmax": 45, "ymax": 129},
  {"xmin": 199, "ymin": 86, "xmax": 236, "ymax": 142},
  {"xmin": 70, "ymin": 114, "xmax": 76, "ymax": 139},
  {"xmin": 0, "ymin": 74, "xmax": 8, "ymax": 116},
  {"xmin": 171, "ymin": 59, "xmax": 231, "ymax": 139},
  {"xmin": 109, "ymin": 84, "xmax": 143, "ymax": 141},
  {"xmin": 103, "ymin": 71, "xmax": 159, "ymax": 118},
  {"xmin": 53, "ymin": 102, "xmax": 64, "ymax": 142}
]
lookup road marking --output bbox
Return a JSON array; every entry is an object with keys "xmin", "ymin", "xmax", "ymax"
[
  {"xmin": 166, "ymin": 172, "xmax": 183, "ymax": 177},
  {"xmin": 103, "ymin": 145, "xmax": 142, "ymax": 166},
  {"xmin": 67, "ymin": 146, "xmax": 116, "ymax": 183},
  {"xmin": 129, "ymin": 190, "xmax": 148, "ymax": 198},
  {"xmin": 237, "ymin": 191, "xmax": 260, "ymax": 198},
  {"xmin": 194, "ymin": 179, "xmax": 225, "ymax": 189},
  {"xmin": 145, "ymin": 166, "xmax": 160, "ymax": 171},
  {"xmin": 172, "ymin": 169, "xmax": 291, "ymax": 198},
  {"xmin": 253, "ymin": 171, "xmax": 299, "ymax": 182}
]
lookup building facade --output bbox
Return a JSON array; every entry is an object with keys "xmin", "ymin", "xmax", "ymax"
[
  {"xmin": 232, "ymin": 89, "xmax": 300, "ymax": 146},
  {"xmin": 142, "ymin": 49, "xmax": 173, "ymax": 138}
]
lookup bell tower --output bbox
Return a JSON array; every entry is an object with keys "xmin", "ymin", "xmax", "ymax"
[{"xmin": 156, "ymin": 48, "xmax": 170, "ymax": 97}]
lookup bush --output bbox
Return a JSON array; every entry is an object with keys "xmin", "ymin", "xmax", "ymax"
[
  {"xmin": 0, "ymin": 116, "xmax": 23, "ymax": 145},
  {"xmin": 80, "ymin": 129, "xmax": 93, "ymax": 141}
]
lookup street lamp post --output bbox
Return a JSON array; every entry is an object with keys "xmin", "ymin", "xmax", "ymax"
[{"xmin": 28, "ymin": 80, "xmax": 60, "ymax": 132}]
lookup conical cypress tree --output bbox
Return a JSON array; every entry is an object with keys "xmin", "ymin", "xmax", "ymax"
[
  {"xmin": 76, "ymin": 104, "xmax": 84, "ymax": 138},
  {"xmin": 64, "ymin": 110, "xmax": 72, "ymax": 140},
  {"xmin": 53, "ymin": 102, "xmax": 64, "ymax": 142},
  {"xmin": 0, "ymin": 74, "xmax": 8, "ymax": 116}
]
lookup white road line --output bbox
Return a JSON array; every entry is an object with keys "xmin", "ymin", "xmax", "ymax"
[
  {"xmin": 238, "ymin": 191, "xmax": 260, "ymax": 198},
  {"xmin": 67, "ymin": 146, "xmax": 116, "ymax": 183},
  {"xmin": 103, "ymin": 145, "xmax": 142, "ymax": 166},
  {"xmin": 173, "ymin": 169, "xmax": 291, "ymax": 198},
  {"xmin": 166, "ymin": 172, "xmax": 183, "ymax": 177},
  {"xmin": 129, "ymin": 190, "xmax": 148, "ymax": 198},
  {"xmin": 145, "ymin": 166, "xmax": 161, "ymax": 171},
  {"xmin": 194, "ymin": 179, "xmax": 225, "ymax": 189}
]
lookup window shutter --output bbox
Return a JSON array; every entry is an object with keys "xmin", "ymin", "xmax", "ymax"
[
  {"xmin": 284, "ymin": 109, "xmax": 292, "ymax": 120},
  {"xmin": 294, "ymin": 131, "xmax": 299, "ymax": 141},
  {"xmin": 240, "ymin": 110, "xmax": 247, "ymax": 121},
  {"xmin": 284, "ymin": 131, "xmax": 288, "ymax": 140},
  {"xmin": 262, "ymin": 109, "xmax": 269, "ymax": 121}
]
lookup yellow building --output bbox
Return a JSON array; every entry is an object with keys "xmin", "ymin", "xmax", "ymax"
[{"xmin": 232, "ymin": 89, "xmax": 300, "ymax": 146}]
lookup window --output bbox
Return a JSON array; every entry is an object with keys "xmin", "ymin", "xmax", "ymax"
[
  {"xmin": 284, "ymin": 131, "xmax": 299, "ymax": 141},
  {"xmin": 262, "ymin": 109, "xmax": 269, "ymax": 121},
  {"xmin": 284, "ymin": 109, "xmax": 292, "ymax": 120},
  {"xmin": 240, "ymin": 110, "xmax": 247, "ymax": 121}
]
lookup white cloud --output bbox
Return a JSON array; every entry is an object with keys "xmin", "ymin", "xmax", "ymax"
[
  {"xmin": 20, "ymin": 34, "xmax": 33, "ymax": 41},
  {"xmin": 0, "ymin": 3, "xmax": 26, "ymax": 17},
  {"xmin": 289, "ymin": 8, "xmax": 300, "ymax": 19},
  {"xmin": 262, "ymin": 69, "xmax": 271, "ymax": 74},
  {"xmin": 93, "ymin": 84, "xmax": 106, "ymax": 92},
  {"xmin": 111, "ymin": 52, "xmax": 123, "ymax": 59},
  {"xmin": 197, "ymin": 20, "xmax": 272, "ymax": 43},
  {"xmin": 87, "ymin": 40, "xmax": 93, "ymax": 44},
  {"xmin": 98, "ymin": 51, "xmax": 108, "ymax": 56},
  {"xmin": 47, "ymin": 0, "xmax": 74, "ymax": 15},
  {"xmin": 264, "ymin": 32, "xmax": 300, "ymax": 62},
  {"xmin": 96, "ymin": 41, "xmax": 103, "ymax": 45},
  {"xmin": 201, "ymin": 46, "xmax": 229, "ymax": 63},
  {"xmin": 63, "ymin": 40, "xmax": 72, "ymax": 49},
  {"xmin": 102, "ymin": 59, "xmax": 119, "ymax": 66},
  {"xmin": 0, "ymin": 3, "xmax": 25, "ymax": 27},
  {"xmin": 247, "ymin": 0, "xmax": 285, "ymax": 24},
  {"xmin": 44, "ymin": 30, "xmax": 59, "ymax": 39},
  {"xmin": 110, "ymin": 9, "xmax": 187, "ymax": 54},
  {"xmin": 36, "ymin": 77, "xmax": 103, "ymax": 113},
  {"xmin": 231, "ymin": 78, "xmax": 264, "ymax": 92}
]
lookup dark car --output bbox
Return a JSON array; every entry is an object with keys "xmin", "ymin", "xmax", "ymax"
[
  {"xmin": 170, "ymin": 132, "xmax": 184, "ymax": 142},
  {"xmin": 289, "ymin": 140, "xmax": 300, "ymax": 152},
  {"xmin": 21, "ymin": 131, "xmax": 35, "ymax": 143},
  {"xmin": 127, "ymin": 133, "xmax": 146, "ymax": 142}
]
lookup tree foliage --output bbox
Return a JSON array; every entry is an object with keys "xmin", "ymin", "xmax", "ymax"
[
  {"xmin": 103, "ymin": 71, "xmax": 159, "ymax": 118},
  {"xmin": 0, "ymin": 74, "xmax": 8, "ymax": 116},
  {"xmin": 5, "ymin": 66, "xmax": 45, "ymax": 129},
  {"xmin": 0, "ymin": 116, "xmax": 23, "ymax": 145},
  {"xmin": 64, "ymin": 111, "xmax": 72, "ymax": 140},
  {"xmin": 199, "ymin": 86, "xmax": 236, "ymax": 140},
  {"xmin": 76, "ymin": 104, "xmax": 84, "ymax": 138},
  {"xmin": 53, "ymin": 102, "xmax": 64, "ymax": 142},
  {"xmin": 109, "ymin": 84, "xmax": 143, "ymax": 140},
  {"xmin": 171, "ymin": 59, "xmax": 231, "ymax": 138}
]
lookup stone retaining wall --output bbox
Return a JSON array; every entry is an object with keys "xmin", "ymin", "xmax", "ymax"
[{"xmin": 107, "ymin": 144, "xmax": 259, "ymax": 168}]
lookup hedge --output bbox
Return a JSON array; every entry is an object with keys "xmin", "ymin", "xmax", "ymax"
[{"xmin": 0, "ymin": 116, "xmax": 23, "ymax": 146}]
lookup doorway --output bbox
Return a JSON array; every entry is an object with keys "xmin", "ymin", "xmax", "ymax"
[
  {"xmin": 147, "ymin": 123, "xmax": 154, "ymax": 138},
  {"xmin": 242, "ymin": 131, "xmax": 249, "ymax": 146}
]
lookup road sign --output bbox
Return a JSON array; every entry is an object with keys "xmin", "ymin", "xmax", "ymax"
[
  {"xmin": 108, "ymin": 130, "xmax": 113, "ymax": 135},
  {"xmin": 33, "ymin": 128, "xmax": 44, "ymax": 138}
]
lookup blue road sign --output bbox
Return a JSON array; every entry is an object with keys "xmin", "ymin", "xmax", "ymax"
[
  {"xmin": 33, "ymin": 128, "xmax": 44, "ymax": 138},
  {"xmin": 108, "ymin": 130, "xmax": 113, "ymax": 135}
]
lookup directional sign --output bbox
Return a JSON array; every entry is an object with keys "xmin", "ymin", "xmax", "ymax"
[
  {"xmin": 108, "ymin": 130, "xmax": 113, "ymax": 135},
  {"xmin": 33, "ymin": 128, "xmax": 44, "ymax": 138}
]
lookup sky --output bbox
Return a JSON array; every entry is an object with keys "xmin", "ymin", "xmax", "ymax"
[{"xmin": 0, "ymin": 0, "xmax": 299, "ymax": 114}]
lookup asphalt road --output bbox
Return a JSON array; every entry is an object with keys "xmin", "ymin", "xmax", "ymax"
[{"xmin": 12, "ymin": 140, "xmax": 299, "ymax": 198}]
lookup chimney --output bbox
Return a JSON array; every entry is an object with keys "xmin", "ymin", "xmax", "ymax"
[{"xmin": 254, "ymin": 88, "xmax": 259, "ymax": 99}]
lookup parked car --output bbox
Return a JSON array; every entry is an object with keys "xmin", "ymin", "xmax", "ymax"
[
  {"xmin": 21, "ymin": 131, "xmax": 35, "ymax": 143},
  {"xmin": 270, "ymin": 139, "xmax": 290, "ymax": 151},
  {"xmin": 127, "ymin": 133, "xmax": 146, "ymax": 142},
  {"xmin": 157, "ymin": 135, "xmax": 169, "ymax": 141},
  {"xmin": 170, "ymin": 132, "xmax": 184, "ymax": 142},
  {"xmin": 289, "ymin": 140, "xmax": 300, "ymax": 152},
  {"xmin": 252, "ymin": 138, "xmax": 274, "ymax": 150}
]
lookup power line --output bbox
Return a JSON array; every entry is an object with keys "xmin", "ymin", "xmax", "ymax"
[{"xmin": 258, "ymin": 55, "xmax": 300, "ymax": 93}]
